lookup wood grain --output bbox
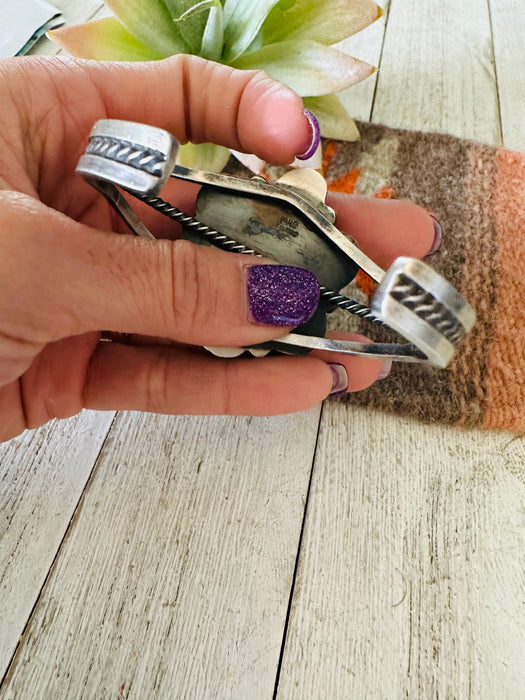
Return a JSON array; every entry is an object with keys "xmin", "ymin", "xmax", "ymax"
[
  {"xmin": 277, "ymin": 407, "xmax": 525, "ymax": 698},
  {"xmin": 1, "ymin": 1, "xmax": 113, "ymax": 685},
  {"xmin": 0, "ymin": 411, "xmax": 114, "ymax": 680},
  {"xmin": 489, "ymin": 0, "xmax": 525, "ymax": 151},
  {"xmin": 335, "ymin": 0, "xmax": 388, "ymax": 122},
  {"xmin": 2, "ymin": 410, "xmax": 320, "ymax": 698},
  {"xmin": 276, "ymin": 1, "xmax": 525, "ymax": 697},
  {"xmin": 3, "ymin": 1, "xmax": 525, "ymax": 698},
  {"xmin": 373, "ymin": 0, "xmax": 502, "ymax": 144}
]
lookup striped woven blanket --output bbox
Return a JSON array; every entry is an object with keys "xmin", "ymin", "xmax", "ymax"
[{"xmin": 324, "ymin": 122, "xmax": 525, "ymax": 432}]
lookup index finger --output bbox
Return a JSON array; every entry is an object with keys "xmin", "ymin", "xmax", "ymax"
[
  {"xmin": 327, "ymin": 192, "xmax": 440, "ymax": 269},
  {"xmin": 64, "ymin": 54, "xmax": 314, "ymax": 164}
]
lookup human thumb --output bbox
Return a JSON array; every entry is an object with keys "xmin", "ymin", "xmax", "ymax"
[{"xmin": 0, "ymin": 191, "xmax": 320, "ymax": 350}]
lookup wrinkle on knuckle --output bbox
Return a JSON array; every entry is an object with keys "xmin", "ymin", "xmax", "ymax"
[
  {"xmin": 168, "ymin": 240, "xmax": 217, "ymax": 340},
  {"xmin": 216, "ymin": 359, "xmax": 236, "ymax": 415},
  {"xmin": 180, "ymin": 54, "xmax": 192, "ymax": 143},
  {"xmin": 202, "ymin": 63, "xmax": 235, "ymax": 143},
  {"xmin": 189, "ymin": 60, "xmax": 236, "ymax": 145},
  {"xmin": 143, "ymin": 347, "xmax": 173, "ymax": 414},
  {"xmin": 236, "ymin": 70, "xmax": 282, "ymax": 150},
  {"xmin": 176, "ymin": 54, "xmax": 225, "ymax": 145}
]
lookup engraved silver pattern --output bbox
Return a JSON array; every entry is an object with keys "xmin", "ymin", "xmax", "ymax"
[
  {"xmin": 76, "ymin": 119, "xmax": 476, "ymax": 367},
  {"xmin": 389, "ymin": 274, "xmax": 466, "ymax": 345},
  {"xmin": 139, "ymin": 194, "xmax": 383, "ymax": 324},
  {"xmin": 86, "ymin": 135, "xmax": 168, "ymax": 177}
]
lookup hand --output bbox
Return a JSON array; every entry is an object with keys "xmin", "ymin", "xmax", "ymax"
[{"xmin": 0, "ymin": 55, "xmax": 437, "ymax": 442}]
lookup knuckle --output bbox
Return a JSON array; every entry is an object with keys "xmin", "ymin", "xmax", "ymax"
[
  {"xmin": 245, "ymin": 69, "xmax": 286, "ymax": 102},
  {"xmin": 215, "ymin": 361, "xmax": 235, "ymax": 415},
  {"xmin": 167, "ymin": 240, "xmax": 219, "ymax": 341},
  {"xmin": 246, "ymin": 68, "xmax": 272, "ymax": 90},
  {"xmin": 143, "ymin": 347, "xmax": 173, "ymax": 414}
]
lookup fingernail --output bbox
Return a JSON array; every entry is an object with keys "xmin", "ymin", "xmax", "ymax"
[
  {"xmin": 297, "ymin": 109, "xmax": 321, "ymax": 161},
  {"xmin": 427, "ymin": 215, "xmax": 442, "ymax": 256},
  {"xmin": 328, "ymin": 362, "xmax": 349, "ymax": 396},
  {"xmin": 377, "ymin": 359, "xmax": 392, "ymax": 381},
  {"xmin": 247, "ymin": 264, "xmax": 320, "ymax": 326}
]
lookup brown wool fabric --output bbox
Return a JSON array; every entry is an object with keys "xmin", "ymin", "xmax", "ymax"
[
  {"xmin": 225, "ymin": 121, "xmax": 525, "ymax": 431},
  {"xmin": 321, "ymin": 121, "xmax": 525, "ymax": 432}
]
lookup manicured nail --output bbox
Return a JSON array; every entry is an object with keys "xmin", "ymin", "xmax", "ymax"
[
  {"xmin": 427, "ymin": 215, "xmax": 442, "ymax": 256},
  {"xmin": 377, "ymin": 359, "xmax": 392, "ymax": 381},
  {"xmin": 247, "ymin": 264, "xmax": 320, "ymax": 326},
  {"xmin": 297, "ymin": 110, "xmax": 321, "ymax": 161},
  {"xmin": 328, "ymin": 363, "xmax": 349, "ymax": 396}
]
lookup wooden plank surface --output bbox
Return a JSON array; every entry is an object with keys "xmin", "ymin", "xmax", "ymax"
[
  {"xmin": 276, "ymin": 408, "xmax": 525, "ymax": 698},
  {"xmin": 0, "ymin": 0, "xmax": 112, "ymax": 686},
  {"xmin": 373, "ymin": 0, "xmax": 502, "ymax": 144},
  {"xmin": 2, "ymin": 410, "xmax": 320, "ymax": 698},
  {"xmin": 3, "ymin": 1, "xmax": 525, "ymax": 698},
  {"xmin": 4, "ymin": 3, "xmax": 320, "ymax": 695},
  {"xmin": 490, "ymin": 0, "xmax": 525, "ymax": 150},
  {"xmin": 276, "ymin": 1, "xmax": 525, "ymax": 697},
  {"xmin": 0, "ymin": 411, "xmax": 114, "ymax": 681},
  {"xmin": 335, "ymin": 0, "xmax": 388, "ymax": 122}
]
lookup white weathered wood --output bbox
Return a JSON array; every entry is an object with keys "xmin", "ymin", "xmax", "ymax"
[
  {"xmin": 0, "ymin": 411, "xmax": 115, "ymax": 680},
  {"xmin": 5, "ymin": 1, "xmax": 525, "ymax": 698},
  {"xmin": 373, "ymin": 0, "xmax": 501, "ymax": 144},
  {"xmin": 277, "ymin": 2, "xmax": 525, "ymax": 697},
  {"xmin": 277, "ymin": 407, "xmax": 525, "ymax": 698},
  {"xmin": 335, "ymin": 0, "xmax": 387, "ymax": 122},
  {"xmin": 2, "ymin": 410, "xmax": 320, "ymax": 699},
  {"xmin": 0, "ymin": 0, "xmax": 113, "ymax": 685},
  {"xmin": 489, "ymin": 0, "xmax": 525, "ymax": 151},
  {"xmin": 3, "ymin": 5, "xmax": 319, "ymax": 696},
  {"xmin": 2, "ymin": 1, "xmax": 319, "ymax": 697}
]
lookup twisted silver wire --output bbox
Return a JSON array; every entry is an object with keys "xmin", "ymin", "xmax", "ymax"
[
  {"xmin": 317, "ymin": 289, "xmax": 384, "ymax": 325},
  {"xmin": 139, "ymin": 193, "xmax": 385, "ymax": 326},
  {"xmin": 139, "ymin": 194, "xmax": 260, "ymax": 256},
  {"xmin": 87, "ymin": 136, "xmax": 167, "ymax": 176}
]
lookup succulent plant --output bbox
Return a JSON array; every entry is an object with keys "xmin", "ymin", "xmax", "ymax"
[{"xmin": 50, "ymin": 0, "xmax": 381, "ymax": 171}]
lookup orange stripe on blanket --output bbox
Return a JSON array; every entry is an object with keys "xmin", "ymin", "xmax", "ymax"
[
  {"xmin": 322, "ymin": 141, "xmax": 339, "ymax": 174},
  {"xmin": 328, "ymin": 168, "xmax": 361, "ymax": 195},
  {"xmin": 484, "ymin": 149, "xmax": 525, "ymax": 431},
  {"xmin": 374, "ymin": 184, "xmax": 395, "ymax": 199}
]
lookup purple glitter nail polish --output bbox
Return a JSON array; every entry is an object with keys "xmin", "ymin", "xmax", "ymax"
[
  {"xmin": 297, "ymin": 110, "xmax": 321, "ymax": 161},
  {"xmin": 426, "ymin": 215, "xmax": 443, "ymax": 256},
  {"xmin": 247, "ymin": 264, "xmax": 320, "ymax": 326},
  {"xmin": 328, "ymin": 363, "xmax": 349, "ymax": 396}
]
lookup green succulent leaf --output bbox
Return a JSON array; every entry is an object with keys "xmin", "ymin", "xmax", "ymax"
[
  {"xmin": 47, "ymin": 18, "xmax": 164, "ymax": 61},
  {"xmin": 166, "ymin": 0, "xmax": 212, "ymax": 54},
  {"xmin": 172, "ymin": 0, "xmax": 218, "ymax": 21},
  {"xmin": 303, "ymin": 95, "xmax": 360, "ymax": 141},
  {"xmin": 200, "ymin": 3, "xmax": 224, "ymax": 61},
  {"xmin": 222, "ymin": 0, "xmax": 281, "ymax": 62},
  {"xmin": 232, "ymin": 40, "xmax": 374, "ymax": 97},
  {"xmin": 177, "ymin": 142, "xmax": 231, "ymax": 172},
  {"xmin": 104, "ymin": 0, "xmax": 189, "ymax": 56},
  {"xmin": 251, "ymin": 0, "xmax": 380, "ymax": 49}
]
